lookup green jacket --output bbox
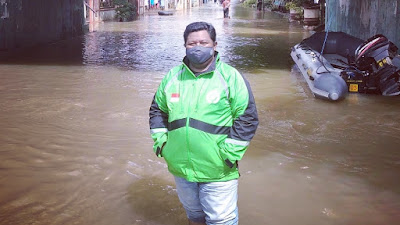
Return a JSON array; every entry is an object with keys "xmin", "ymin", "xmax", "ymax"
[{"xmin": 149, "ymin": 53, "xmax": 258, "ymax": 182}]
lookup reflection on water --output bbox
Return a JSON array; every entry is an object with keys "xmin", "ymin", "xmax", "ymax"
[
  {"xmin": 1, "ymin": 2, "xmax": 400, "ymax": 225},
  {"xmin": 127, "ymin": 176, "xmax": 187, "ymax": 225}
]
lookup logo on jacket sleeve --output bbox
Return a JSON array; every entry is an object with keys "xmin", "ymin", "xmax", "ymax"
[
  {"xmin": 206, "ymin": 90, "xmax": 220, "ymax": 104},
  {"xmin": 171, "ymin": 93, "xmax": 180, "ymax": 102}
]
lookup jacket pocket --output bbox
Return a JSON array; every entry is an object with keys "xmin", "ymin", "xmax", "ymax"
[
  {"xmin": 218, "ymin": 141, "xmax": 236, "ymax": 169},
  {"xmin": 161, "ymin": 130, "xmax": 188, "ymax": 176},
  {"xmin": 156, "ymin": 142, "xmax": 166, "ymax": 157},
  {"xmin": 190, "ymin": 135, "xmax": 230, "ymax": 179},
  {"xmin": 153, "ymin": 132, "xmax": 168, "ymax": 158}
]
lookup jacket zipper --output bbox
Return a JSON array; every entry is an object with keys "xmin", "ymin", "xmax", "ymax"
[{"xmin": 186, "ymin": 79, "xmax": 198, "ymax": 179}]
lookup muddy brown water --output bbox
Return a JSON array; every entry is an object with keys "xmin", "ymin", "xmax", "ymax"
[{"xmin": 1, "ymin": 2, "xmax": 399, "ymax": 225}]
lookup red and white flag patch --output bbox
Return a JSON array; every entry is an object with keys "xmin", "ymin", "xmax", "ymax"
[{"xmin": 171, "ymin": 93, "xmax": 180, "ymax": 102}]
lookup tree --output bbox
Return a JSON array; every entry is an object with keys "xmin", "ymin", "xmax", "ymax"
[{"xmin": 114, "ymin": 0, "xmax": 137, "ymax": 21}]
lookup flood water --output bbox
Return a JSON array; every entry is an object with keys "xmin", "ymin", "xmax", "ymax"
[{"xmin": 1, "ymin": 2, "xmax": 400, "ymax": 225}]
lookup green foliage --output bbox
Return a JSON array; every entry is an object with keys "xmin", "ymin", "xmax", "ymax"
[
  {"xmin": 285, "ymin": 1, "xmax": 302, "ymax": 13},
  {"xmin": 243, "ymin": 0, "xmax": 257, "ymax": 7},
  {"xmin": 264, "ymin": 0, "xmax": 273, "ymax": 8},
  {"xmin": 115, "ymin": 0, "xmax": 137, "ymax": 22},
  {"xmin": 287, "ymin": 0, "xmax": 309, "ymax": 7},
  {"xmin": 292, "ymin": 0, "xmax": 306, "ymax": 6},
  {"xmin": 285, "ymin": 1, "xmax": 296, "ymax": 8},
  {"xmin": 242, "ymin": 0, "xmax": 274, "ymax": 8},
  {"xmin": 114, "ymin": 0, "xmax": 128, "ymax": 5}
]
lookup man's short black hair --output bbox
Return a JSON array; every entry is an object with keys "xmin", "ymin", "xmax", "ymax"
[{"xmin": 183, "ymin": 22, "xmax": 216, "ymax": 45}]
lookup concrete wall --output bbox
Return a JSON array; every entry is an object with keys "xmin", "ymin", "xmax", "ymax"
[
  {"xmin": 99, "ymin": 8, "xmax": 116, "ymax": 21},
  {"xmin": 0, "ymin": 0, "xmax": 85, "ymax": 51},
  {"xmin": 326, "ymin": 0, "xmax": 400, "ymax": 48}
]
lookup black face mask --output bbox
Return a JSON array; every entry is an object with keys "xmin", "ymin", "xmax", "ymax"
[{"xmin": 186, "ymin": 46, "xmax": 214, "ymax": 64}]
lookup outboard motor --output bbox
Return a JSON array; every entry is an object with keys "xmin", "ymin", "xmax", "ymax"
[
  {"xmin": 354, "ymin": 34, "xmax": 400, "ymax": 96},
  {"xmin": 340, "ymin": 67, "xmax": 372, "ymax": 94}
]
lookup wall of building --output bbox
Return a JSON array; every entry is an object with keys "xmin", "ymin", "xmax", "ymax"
[
  {"xmin": 99, "ymin": 9, "xmax": 116, "ymax": 21},
  {"xmin": 0, "ymin": 0, "xmax": 85, "ymax": 51},
  {"xmin": 326, "ymin": 0, "xmax": 400, "ymax": 48}
]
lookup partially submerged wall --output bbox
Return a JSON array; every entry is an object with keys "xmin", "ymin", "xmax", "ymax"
[
  {"xmin": 326, "ymin": 0, "xmax": 400, "ymax": 48},
  {"xmin": 0, "ymin": 0, "xmax": 85, "ymax": 52}
]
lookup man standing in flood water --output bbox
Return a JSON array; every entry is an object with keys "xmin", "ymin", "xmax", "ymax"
[
  {"xmin": 222, "ymin": 0, "xmax": 231, "ymax": 18},
  {"xmin": 149, "ymin": 22, "xmax": 258, "ymax": 225}
]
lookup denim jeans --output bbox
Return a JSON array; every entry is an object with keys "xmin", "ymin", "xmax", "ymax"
[{"xmin": 174, "ymin": 176, "xmax": 239, "ymax": 225}]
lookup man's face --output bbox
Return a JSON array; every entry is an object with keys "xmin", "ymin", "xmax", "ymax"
[{"xmin": 185, "ymin": 30, "xmax": 216, "ymax": 50}]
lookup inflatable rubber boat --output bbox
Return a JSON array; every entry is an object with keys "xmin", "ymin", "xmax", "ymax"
[{"xmin": 291, "ymin": 32, "xmax": 400, "ymax": 101}]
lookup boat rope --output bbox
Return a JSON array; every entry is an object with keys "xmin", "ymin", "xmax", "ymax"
[
  {"xmin": 320, "ymin": 0, "xmax": 330, "ymax": 57},
  {"xmin": 320, "ymin": 32, "xmax": 328, "ymax": 56},
  {"xmin": 317, "ymin": 0, "xmax": 331, "ymax": 73}
]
